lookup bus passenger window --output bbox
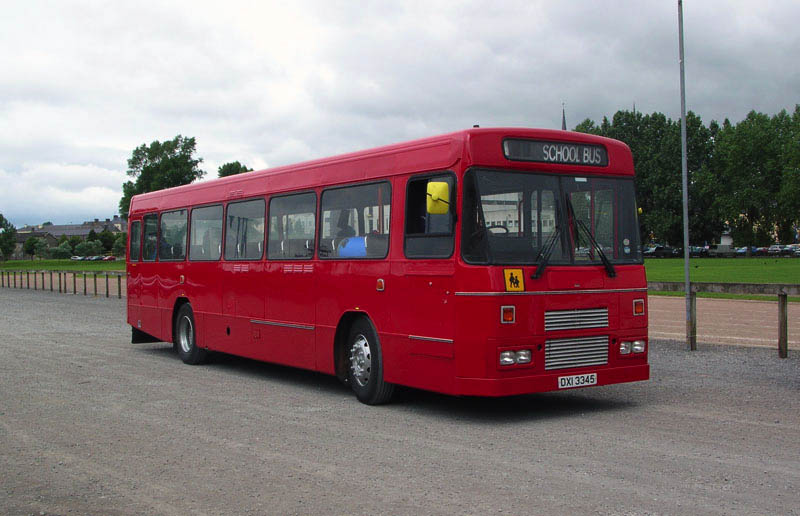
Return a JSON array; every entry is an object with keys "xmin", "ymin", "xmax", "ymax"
[
  {"xmin": 189, "ymin": 205, "xmax": 223, "ymax": 261},
  {"xmin": 320, "ymin": 182, "xmax": 391, "ymax": 259},
  {"xmin": 142, "ymin": 214, "xmax": 158, "ymax": 262},
  {"xmin": 267, "ymin": 193, "xmax": 316, "ymax": 260},
  {"xmin": 128, "ymin": 220, "xmax": 141, "ymax": 261},
  {"xmin": 159, "ymin": 209, "xmax": 188, "ymax": 261},
  {"xmin": 404, "ymin": 174, "xmax": 454, "ymax": 258},
  {"xmin": 224, "ymin": 199, "xmax": 265, "ymax": 261}
]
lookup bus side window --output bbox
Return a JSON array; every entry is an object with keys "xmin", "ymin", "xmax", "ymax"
[
  {"xmin": 267, "ymin": 192, "xmax": 316, "ymax": 260},
  {"xmin": 404, "ymin": 174, "xmax": 454, "ymax": 258},
  {"xmin": 189, "ymin": 205, "xmax": 223, "ymax": 261},
  {"xmin": 142, "ymin": 214, "xmax": 158, "ymax": 262},
  {"xmin": 320, "ymin": 182, "xmax": 391, "ymax": 260},
  {"xmin": 159, "ymin": 209, "xmax": 188, "ymax": 261},
  {"xmin": 129, "ymin": 220, "xmax": 141, "ymax": 261},
  {"xmin": 224, "ymin": 199, "xmax": 265, "ymax": 261}
]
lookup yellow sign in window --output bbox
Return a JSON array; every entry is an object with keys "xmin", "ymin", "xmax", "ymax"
[{"xmin": 503, "ymin": 269, "xmax": 524, "ymax": 292}]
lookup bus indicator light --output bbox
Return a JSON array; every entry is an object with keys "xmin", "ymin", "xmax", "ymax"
[
  {"xmin": 501, "ymin": 305, "xmax": 516, "ymax": 324},
  {"xmin": 633, "ymin": 299, "xmax": 645, "ymax": 316}
]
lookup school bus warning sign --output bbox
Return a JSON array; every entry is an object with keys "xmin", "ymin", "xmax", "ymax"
[{"xmin": 503, "ymin": 269, "xmax": 524, "ymax": 292}]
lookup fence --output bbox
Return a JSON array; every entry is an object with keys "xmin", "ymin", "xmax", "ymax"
[
  {"xmin": 0, "ymin": 270, "xmax": 126, "ymax": 299},
  {"xmin": 648, "ymin": 281, "xmax": 798, "ymax": 358}
]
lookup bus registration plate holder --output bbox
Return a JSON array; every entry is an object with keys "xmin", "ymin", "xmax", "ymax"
[{"xmin": 557, "ymin": 373, "xmax": 597, "ymax": 389}]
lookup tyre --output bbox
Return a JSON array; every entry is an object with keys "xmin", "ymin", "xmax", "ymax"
[
  {"xmin": 347, "ymin": 318, "xmax": 395, "ymax": 405},
  {"xmin": 175, "ymin": 303, "xmax": 208, "ymax": 365}
]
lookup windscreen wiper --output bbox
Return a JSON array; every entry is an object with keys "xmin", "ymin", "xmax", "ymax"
[
  {"xmin": 531, "ymin": 225, "xmax": 561, "ymax": 279},
  {"xmin": 574, "ymin": 218, "xmax": 616, "ymax": 278}
]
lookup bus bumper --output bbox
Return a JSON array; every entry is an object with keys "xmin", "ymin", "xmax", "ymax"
[{"xmin": 454, "ymin": 363, "xmax": 649, "ymax": 397}]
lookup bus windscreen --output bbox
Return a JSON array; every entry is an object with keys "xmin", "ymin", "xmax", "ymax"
[{"xmin": 462, "ymin": 169, "xmax": 642, "ymax": 265}]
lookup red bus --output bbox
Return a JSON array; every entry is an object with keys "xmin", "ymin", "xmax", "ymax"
[{"xmin": 127, "ymin": 128, "xmax": 649, "ymax": 404}]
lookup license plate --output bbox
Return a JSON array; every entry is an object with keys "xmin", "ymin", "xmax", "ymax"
[{"xmin": 557, "ymin": 373, "xmax": 597, "ymax": 389}]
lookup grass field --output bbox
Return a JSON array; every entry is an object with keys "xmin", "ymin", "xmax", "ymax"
[
  {"xmin": 0, "ymin": 259, "xmax": 124, "ymax": 272},
  {"xmin": 644, "ymin": 257, "xmax": 800, "ymax": 284}
]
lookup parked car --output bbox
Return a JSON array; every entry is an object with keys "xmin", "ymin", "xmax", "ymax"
[
  {"xmin": 736, "ymin": 246, "xmax": 758, "ymax": 257},
  {"xmin": 644, "ymin": 245, "xmax": 676, "ymax": 258},
  {"xmin": 102, "ymin": 256, "xmax": 116, "ymax": 261},
  {"xmin": 755, "ymin": 247, "xmax": 769, "ymax": 256},
  {"xmin": 781, "ymin": 245, "xmax": 796, "ymax": 256},
  {"xmin": 708, "ymin": 244, "xmax": 736, "ymax": 258},
  {"xmin": 70, "ymin": 256, "xmax": 82, "ymax": 261},
  {"xmin": 689, "ymin": 246, "xmax": 709, "ymax": 257},
  {"xmin": 767, "ymin": 244, "xmax": 783, "ymax": 255}
]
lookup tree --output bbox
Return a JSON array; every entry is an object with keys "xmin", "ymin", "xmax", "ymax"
[
  {"xmin": 87, "ymin": 229, "xmax": 98, "ymax": 241},
  {"xmin": 33, "ymin": 238, "xmax": 48, "ymax": 258},
  {"xmin": 23, "ymin": 237, "xmax": 39, "ymax": 258},
  {"xmin": 75, "ymin": 240, "xmax": 104, "ymax": 257},
  {"xmin": 119, "ymin": 135, "xmax": 205, "ymax": 218},
  {"xmin": 218, "ymin": 161, "xmax": 253, "ymax": 178},
  {"xmin": 98, "ymin": 229, "xmax": 116, "ymax": 252},
  {"xmin": 0, "ymin": 213, "xmax": 16, "ymax": 260},
  {"xmin": 68, "ymin": 236, "xmax": 83, "ymax": 252},
  {"xmin": 50, "ymin": 241, "xmax": 73, "ymax": 259},
  {"xmin": 112, "ymin": 233, "xmax": 127, "ymax": 257}
]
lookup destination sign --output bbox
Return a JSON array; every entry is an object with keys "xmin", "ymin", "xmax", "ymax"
[{"xmin": 503, "ymin": 139, "xmax": 608, "ymax": 167}]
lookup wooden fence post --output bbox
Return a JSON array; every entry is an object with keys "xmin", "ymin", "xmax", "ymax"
[
  {"xmin": 778, "ymin": 292, "xmax": 788, "ymax": 359},
  {"xmin": 105, "ymin": 273, "xmax": 109, "ymax": 298},
  {"xmin": 84, "ymin": 273, "xmax": 87, "ymax": 296},
  {"xmin": 689, "ymin": 290, "xmax": 697, "ymax": 351},
  {"xmin": 93, "ymin": 273, "xmax": 97, "ymax": 296},
  {"xmin": 117, "ymin": 274, "xmax": 122, "ymax": 299}
]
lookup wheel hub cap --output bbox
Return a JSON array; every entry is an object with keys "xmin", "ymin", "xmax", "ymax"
[{"xmin": 349, "ymin": 334, "xmax": 371, "ymax": 387}]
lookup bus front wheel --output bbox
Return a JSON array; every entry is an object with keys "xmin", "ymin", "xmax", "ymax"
[
  {"xmin": 347, "ymin": 318, "xmax": 394, "ymax": 405},
  {"xmin": 175, "ymin": 303, "xmax": 208, "ymax": 365}
]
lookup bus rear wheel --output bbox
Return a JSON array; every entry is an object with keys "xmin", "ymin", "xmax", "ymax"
[
  {"xmin": 347, "ymin": 318, "xmax": 394, "ymax": 405},
  {"xmin": 175, "ymin": 303, "xmax": 208, "ymax": 365}
]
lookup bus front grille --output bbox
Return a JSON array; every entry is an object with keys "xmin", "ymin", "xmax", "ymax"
[
  {"xmin": 545, "ymin": 308, "xmax": 608, "ymax": 331},
  {"xmin": 545, "ymin": 335, "xmax": 609, "ymax": 370}
]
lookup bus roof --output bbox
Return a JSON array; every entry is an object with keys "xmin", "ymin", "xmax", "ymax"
[{"xmin": 128, "ymin": 128, "xmax": 634, "ymax": 215}]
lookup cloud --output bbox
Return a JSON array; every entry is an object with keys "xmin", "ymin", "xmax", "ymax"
[{"xmin": 0, "ymin": 0, "xmax": 798, "ymax": 225}]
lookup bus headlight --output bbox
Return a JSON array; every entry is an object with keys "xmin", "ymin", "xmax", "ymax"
[
  {"xmin": 632, "ymin": 340, "xmax": 646, "ymax": 353},
  {"xmin": 499, "ymin": 351, "xmax": 516, "ymax": 365},
  {"xmin": 619, "ymin": 341, "xmax": 632, "ymax": 355},
  {"xmin": 499, "ymin": 349, "xmax": 533, "ymax": 366}
]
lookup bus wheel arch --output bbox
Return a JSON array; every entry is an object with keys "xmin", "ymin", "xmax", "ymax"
[
  {"xmin": 335, "ymin": 312, "xmax": 395, "ymax": 405},
  {"xmin": 173, "ymin": 299, "xmax": 208, "ymax": 365}
]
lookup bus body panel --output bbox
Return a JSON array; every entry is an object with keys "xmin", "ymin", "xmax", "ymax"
[{"xmin": 127, "ymin": 128, "xmax": 648, "ymax": 399}]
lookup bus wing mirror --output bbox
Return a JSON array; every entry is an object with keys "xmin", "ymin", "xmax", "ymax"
[{"xmin": 426, "ymin": 182, "xmax": 450, "ymax": 215}]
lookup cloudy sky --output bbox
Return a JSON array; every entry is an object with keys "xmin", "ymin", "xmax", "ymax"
[{"xmin": 1, "ymin": 0, "xmax": 798, "ymax": 227}]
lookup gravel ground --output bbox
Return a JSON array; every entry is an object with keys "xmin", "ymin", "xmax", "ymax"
[{"xmin": 1, "ymin": 288, "xmax": 798, "ymax": 515}]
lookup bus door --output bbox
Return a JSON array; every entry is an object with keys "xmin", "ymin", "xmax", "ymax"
[
  {"xmin": 390, "ymin": 174, "xmax": 457, "ymax": 388},
  {"xmin": 316, "ymin": 182, "xmax": 393, "ymax": 373},
  {"xmin": 221, "ymin": 199, "xmax": 266, "ymax": 357},
  {"xmin": 262, "ymin": 192, "xmax": 317, "ymax": 369},
  {"xmin": 138, "ymin": 213, "xmax": 161, "ymax": 337},
  {"xmin": 126, "ymin": 219, "xmax": 142, "ymax": 329}
]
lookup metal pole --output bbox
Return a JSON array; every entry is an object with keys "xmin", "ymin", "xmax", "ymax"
[
  {"xmin": 117, "ymin": 274, "xmax": 122, "ymax": 299},
  {"xmin": 50, "ymin": 271, "xmax": 53, "ymax": 292},
  {"xmin": 105, "ymin": 273, "xmax": 109, "ymax": 298},
  {"xmin": 678, "ymin": 0, "xmax": 693, "ymax": 350},
  {"xmin": 73, "ymin": 272, "xmax": 77, "ymax": 294}
]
